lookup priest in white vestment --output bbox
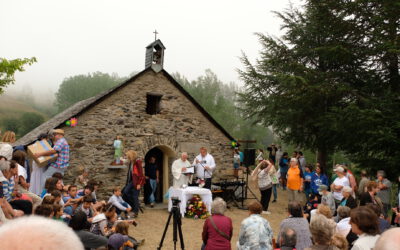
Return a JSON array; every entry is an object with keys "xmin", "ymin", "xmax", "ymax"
[{"xmin": 171, "ymin": 152, "xmax": 192, "ymax": 188}]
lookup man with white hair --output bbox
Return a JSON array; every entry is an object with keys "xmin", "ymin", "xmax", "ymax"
[
  {"xmin": 0, "ymin": 216, "xmax": 84, "ymax": 250},
  {"xmin": 171, "ymin": 152, "xmax": 192, "ymax": 188},
  {"xmin": 374, "ymin": 228, "xmax": 400, "ymax": 250}
]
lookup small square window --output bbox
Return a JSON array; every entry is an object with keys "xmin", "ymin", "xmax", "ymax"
[{"xmin": 146, "ymin": 93, "xmax": 162, "ymax": 115}]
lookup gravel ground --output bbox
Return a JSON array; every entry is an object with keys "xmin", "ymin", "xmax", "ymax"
[{"xmin": 129, "ymin": 184, "xmax": 292, "ymax": 250}]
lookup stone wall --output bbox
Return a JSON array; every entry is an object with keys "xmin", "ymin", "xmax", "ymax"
[{"xmin": 60, "ymin": 70, "xmax": 233, "ymax": 199}]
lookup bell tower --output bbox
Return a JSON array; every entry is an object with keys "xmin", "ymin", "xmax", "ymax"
[{"xmin": 145, "ymin": 38, "xmax": 166, "ymax": 73}]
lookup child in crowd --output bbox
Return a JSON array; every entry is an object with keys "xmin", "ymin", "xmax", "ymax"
[
  {"xmin": 76, "ymin": 195, "xmax": 96, "ymax": 223},
  {"xmin": 115, "ymin": 221, "xmax": 143, "ymax": 249},
  {"xmin": 53, "ymin": 204, "xmax": 64, "ymax": 221},
  {"xmin": 34, "ymin": 204, "xmax": 54, "ymax": 218},
  {"xmin": 77, "ymin": 185, "xmax": 94, "ymax": 197},
  {"xmin": 75, "ymin": 166, "xmax": 89, "ymax": 189},
  {"xmin": 42, "ymin": 195, "xmax": 56, "ymax": 205},
  {"xmin": 319, "ymin": 184, "xmax": 336, "ymax": 215},
  {"xmin": 108, "ymin": 232, "xmax": 134, "ymax": 250},
  {"xmin": 63, "ymin": 185, "xmax": 82, "ymax": 215},
  {"xmin": 87, "ymin": 179, "xmax": 101, "ymax": 203},
  {"xmin": 108, "ymin": 187, "xmax": 132, "ymax": 218},
  {"xmin": 304, "ymin": 194, "xmax": 319, "ymax": 221},
  {"xmin": 51, "ymin": 190, "xmax": 63, "ymax": 205}
]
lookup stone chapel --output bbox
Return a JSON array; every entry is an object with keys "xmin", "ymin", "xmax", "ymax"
[{"xmin": 15, "ymin": 40, "xmax": 235, "ymax": 202}]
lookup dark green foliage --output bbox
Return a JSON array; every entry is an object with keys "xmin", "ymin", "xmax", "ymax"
[
  {"xmin": 19, "ymin": 112, "xmax": 44, "ymax": 136},
  {"xmin": 239, "ymin": 0, "xmax": 400, "ymax": 177},
  {"xmin": 173, "ymin": 70, "xmax": 273, "ymax": 147},
  {"xmin": 0, "ymin": 57, "xmax": 36, "ymax": 94},
  {"xmin": 3, "ymin": 117, "xmax": 20, "ymax": 134},
  {"xmin": 55, "ymin": 72, "xmax": 123, "ymax": 112}
]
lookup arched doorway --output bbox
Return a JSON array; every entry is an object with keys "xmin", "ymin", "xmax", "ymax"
[{"xmin": 143, "ymin": 145, "xmax": 176, "ymax": 203}]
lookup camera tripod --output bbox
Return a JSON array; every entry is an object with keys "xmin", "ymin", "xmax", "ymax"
[
  {"xmin": 157, "ymin": 198, "xmax": 185, "ymax": 250},
  {"xmin": 238, "ymin": 165, "xmax": 260, "ymax": 209}
]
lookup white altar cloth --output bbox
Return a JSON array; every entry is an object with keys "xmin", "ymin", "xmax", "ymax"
[{"xmin": 168, "ymin": 186, "xmax": 212, "ymax": 217}]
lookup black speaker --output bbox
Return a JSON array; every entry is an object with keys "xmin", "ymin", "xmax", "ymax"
[{"xmin": 243, "ymin": 148, "xmax": 256, "ymax": 166}]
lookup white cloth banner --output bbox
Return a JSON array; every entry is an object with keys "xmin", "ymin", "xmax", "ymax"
[{"xmin": 168, "ymin": 186, "xmax": 213, "ymax": 217}]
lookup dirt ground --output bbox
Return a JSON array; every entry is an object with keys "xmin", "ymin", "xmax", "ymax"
[{"xmin": 129, "ymin": 184, "xmax": 291, "ymax": 250}]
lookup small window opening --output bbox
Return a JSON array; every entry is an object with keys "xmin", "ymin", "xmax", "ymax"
[{"xmin": 146, "ymin": 93, "xmax": 162, "ymax": 115}]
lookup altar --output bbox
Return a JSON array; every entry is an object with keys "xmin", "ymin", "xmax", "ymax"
[{"xmin": 168, "ymin": 186, "xmax": 213, "ymax": 217}]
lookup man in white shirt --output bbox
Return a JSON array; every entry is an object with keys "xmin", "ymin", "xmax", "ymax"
[
  {"xmin": 171, "ymin": 152, "xmax": 192, "ymax": 188},
  {"xmin": 330, "ymin": 166, "xmax": 350, "ymax": 206},
  {"xmin": 193, "ymin": 147, "xmax": 216, "ymax": 189}
]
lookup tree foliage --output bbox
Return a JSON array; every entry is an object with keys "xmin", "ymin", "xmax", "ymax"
[
  {"xmin": 19, "ymin": 112, "xmax": 45, "ymax": 136},
  {"xmin": 239, "ymin": 0, "xmax": 400, "ymax": 176},
  {"xmin": 173, "ymin": 70, "xmax": 273, "ymax": 147},
  {"xmin": 0, "ymin": 57, "xmax": 36, "ymax": 94},
  {"xmin": 55, "ymin": 72, "xmax": 124, "ymax": 111}
]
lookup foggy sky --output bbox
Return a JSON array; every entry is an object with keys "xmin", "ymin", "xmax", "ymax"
[{"xmin": 0, "ymin": 0, "xmax": 301, "ymax": 94}]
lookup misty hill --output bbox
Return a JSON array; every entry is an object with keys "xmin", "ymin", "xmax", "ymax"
[{"xmin": 0, "ymin": 95, "xmax": 48, "ymax": 138}]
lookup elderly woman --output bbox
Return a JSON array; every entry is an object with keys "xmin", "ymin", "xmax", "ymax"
[
  {"xmin": 339, "ymin": 186, "xmax": 357, "ymax": 209},
  {"xmin": 359, "ymin": 181, "xmax": 383, "ymax": 209},
  {"xmin": 306, "ymin": 213, "xmax": 344, "ymax": 250},
  {"xmin": 278, "ymin": 201, "xmax": 312, "ymax": 250},
  {"xmin": 237, "ymin": 201, "xmax": 273, "ymax": 250},
  {"xmin": 350, "ymin": 206, "xmax": 380, "ymax": 250},
  {"xmin": 202, "ymin": 198, "xmax": 233, "ymax": 250},
  {"xmin": 0, "ymin": 131, "xmax": 16, "ymax": 161}
]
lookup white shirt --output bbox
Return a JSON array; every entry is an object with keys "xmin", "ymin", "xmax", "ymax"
[
  {"xmin": 171, "ymin": 159, "xmax": 192, "ymax": 188},
  {"xmin": 336, "ymin": 217, "xmax": 351, "ymax": 237},
  {"xmin": 108, "ymin": 194, "xmax": 131, "ymax": 211},
  {"xmin": 333, "ymin": 176, "xmax": 350, "ymax": 200},
  {"xmin": 351, "ymin": 234, "xmax": 380, "ymax": 250},
  {"xmin": 17, "ymin": 164, "xmax": 27, "ymax": 180},
  {"xmin": 193, "ymin": 153, "xmax": 216, "ymax": 179}
]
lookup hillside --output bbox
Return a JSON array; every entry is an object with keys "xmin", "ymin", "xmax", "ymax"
[{"xmin": 0, "ymin": 95, "xmax": 48, "ymax": 137}]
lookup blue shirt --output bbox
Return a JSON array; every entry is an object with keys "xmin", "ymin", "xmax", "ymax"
[
  {"xmin": 279, "ymin": 158, "xmax": 289, "ymax": 173},
  {"xmin": 2, "ymin": 178, "xmax": 15, "ymax": 202},
  {"xmin": 304, "ymin": 171, "xmax": 314, "ymax": 190},
  {"xmin": 310, "ymin": 173, "xmax": 329, "ymax": 194}
]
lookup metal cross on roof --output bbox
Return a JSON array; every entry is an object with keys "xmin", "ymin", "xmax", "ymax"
[{"xmin": 153, "ymin": 30, "xmax": 158, "ymax": 41}]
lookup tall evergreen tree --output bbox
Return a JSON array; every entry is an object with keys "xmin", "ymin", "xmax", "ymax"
[{"xmin": 239, "ymin": 0, "xmax": 363, "ymax": 169}]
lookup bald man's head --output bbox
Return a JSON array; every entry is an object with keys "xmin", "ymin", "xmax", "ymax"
[
  {"xmin": 0, "ymin": 216, "xmax": 84, "ymax": 250},
  {"xmin": 374, "ymin": 228, "xmax": 400, "ymax": 250}
]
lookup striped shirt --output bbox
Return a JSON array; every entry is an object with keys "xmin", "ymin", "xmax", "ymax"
[
  {"xmin": 2, "ymin": 178, "xmax": 15, "ymax": 202},
  {"xmin": 50, "ymin": 137, "xmax": 70, "ymax": 169}
]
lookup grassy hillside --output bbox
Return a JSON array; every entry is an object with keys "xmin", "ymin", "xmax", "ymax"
[{"xmin": 0, "ymin": 95, "xmax": 48, "ymax": 138}]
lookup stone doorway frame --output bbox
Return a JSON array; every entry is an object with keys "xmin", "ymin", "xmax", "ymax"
[{"xmin": 146, "ymin": 144, "xmax": 176, "ymax": 203}]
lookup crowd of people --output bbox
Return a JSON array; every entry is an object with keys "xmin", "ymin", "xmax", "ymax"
[
  {"xmin": 214, "ymin": 146, "xmax": 400, "ymax": 250},
  {"xmin": 1, "ymin": 127, "xmax": 400, "ymax": 250},
  {"xmin": 0, "ymin": 130, "xmax": 146, "ymax": 249}
]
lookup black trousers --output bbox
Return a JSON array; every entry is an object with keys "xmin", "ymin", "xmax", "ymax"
[
  {"xmin": 10, "ymin": 199, "xmax": 33, "ymax": 215},
  {"xmin": 204, "ymin": 178, "xmax": 212, "ymax": 190},
  {"xmin": 260, "ymin": 187, "xmax": 272, "ymax": 212}
]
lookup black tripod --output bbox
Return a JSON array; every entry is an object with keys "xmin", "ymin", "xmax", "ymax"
[
  {"xmin": 239, "ymin": 164, "xmax": 260, "ymax": 209},
  {"xmin": 158, "ymin": 198, "xmax": 185, "ymax": 250}
]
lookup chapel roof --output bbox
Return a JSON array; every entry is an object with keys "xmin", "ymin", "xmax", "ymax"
[{"xmin": 14, "ymin": 67, "xmax": 234, "ymax": 146}]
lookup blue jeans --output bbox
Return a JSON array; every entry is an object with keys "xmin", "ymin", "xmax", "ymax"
[
  {"xmin": 149, "ymin": 179, "xmax": 157, "ymax": 203},
  {"xmin": 116, "ymin": 202, "xmax": 130, "ymax": 215},
  {"xmin": 272, "ymin": 184, "xmax": 278, "ymax": 200}
]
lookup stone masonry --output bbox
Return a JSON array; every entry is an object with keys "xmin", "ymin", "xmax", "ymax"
[{"xmin": 59, "ymin": 69, "xmax": 233, "ymax": 199}]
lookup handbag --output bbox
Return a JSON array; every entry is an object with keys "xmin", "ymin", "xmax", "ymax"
[{"xmin": 208, "ymin": 216, "xmax": 230, "ymax": 240}]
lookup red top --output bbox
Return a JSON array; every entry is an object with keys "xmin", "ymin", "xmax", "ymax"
[
  {"xmin": 202, "ymin": 214, "xmax": 233, "ymax": 250},
  {"xmin": 131, "ymin": 159, "xmax": 145, "ymax": 187}
]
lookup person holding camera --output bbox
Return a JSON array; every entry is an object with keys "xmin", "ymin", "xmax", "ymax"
[{"xmin": 251, "ymin": 159, "xmax": 274, "ymax": 214}]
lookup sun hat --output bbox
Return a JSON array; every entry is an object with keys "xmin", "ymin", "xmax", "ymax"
[
  {"xmin": 317, "ymin": 184, "xmax": 328, "ymax": 192},
  {"xmin": 53, "ymin": 129, "xmax": 64, "ymax": 135}
]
